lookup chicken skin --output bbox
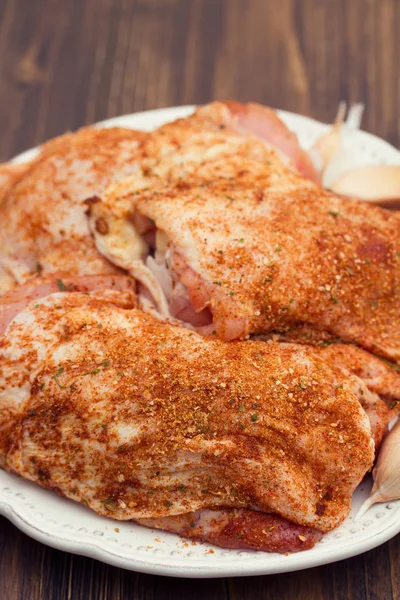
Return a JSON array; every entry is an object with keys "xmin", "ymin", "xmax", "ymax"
[
  {"xmin": 91, "ymin": 147, "xmax": 400, "ymax": 365},
  {"xmin": 0, "ymin": 127, "xmax": 148, "ymax": 292},
  {"xmin": 0, "ymin": 102, "xmax": 315, "ymax": 296},
  {"xmin": 139, "ymin": 101, "xmax": 319, "ymax": 182},
  {"xmin": 0, "ymin": 284, "xmax": 375, "ymax": 552},
  {"xmin": 0, "ymin": 103, "xmax": 397, "ymax": 554}
]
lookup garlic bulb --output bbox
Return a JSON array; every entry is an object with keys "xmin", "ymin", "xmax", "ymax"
[
  {"xmin": 330, "ymin": 165, "xmax": 400, "ymax": 209},
  {"xmin": 356, "ymin": 418, "xmax": 400, "ymax": 520}
]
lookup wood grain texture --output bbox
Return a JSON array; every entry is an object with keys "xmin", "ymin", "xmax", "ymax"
[{"xmin": 0, "ymin": 0, "xmax": 399, "ymax": 598}]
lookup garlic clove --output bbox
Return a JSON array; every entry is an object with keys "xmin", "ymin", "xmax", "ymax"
[
  {"xmin": 309, "ymin": 102, "xmax": 347, "ymax": 173},
  {"xmin": 330, "ymin": 165, "xmax": 400, "ymax": 209},
  {"xmin": 321, "ymin": 104, "xmax": 365, "ymax": 188},
  {"xmin": 356, "ymin": 418, "xmax": 400, "ymax": 520},
  {"xmin": 309, "ymin": 103, "xmax": 365, "ymax": 188}
]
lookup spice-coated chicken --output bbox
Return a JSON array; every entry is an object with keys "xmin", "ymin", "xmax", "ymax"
[
  {"xmin": 0, "ymin": 127, "xmax": 148, "ymax": 292},
  {"xmin": 0, "ymin": 283, "xmax": 377, "ymax": 553},
  {"xmin": 139, "ymin": 101, "xmax": 319, "ymax": 182},
  {"xmin": 0, "ymin": 102, "xmax": 316, "ymax": 294},
  {"xmin": 91, "ymin": 137, "xmax": 400, "ymax": 364}
]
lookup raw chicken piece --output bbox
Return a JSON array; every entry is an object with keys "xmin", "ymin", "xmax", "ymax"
[
  {"xmin": 315, "ymin": 344, "xmax": 399, "ymax": 449},
  {"xmin": 315, "ymin": 344, "xmax": 400, "ymax": 406},
  {"xmin": 0, "ymin": 163, "xmax": 33, "ymax": 292},
  {"xmin": 212, "ymin": 101, "xmax": 319, "ymax": 181},
  {"xmin": 0, "ymin": 126, "xmax": 148, "ymax": 292},
  {"xmin": 0, "ymin": 101, "xmax": 316, "ymax": 295},
  {"xmin": 138, "ymin": 509, "xmax": 322, "ymax": 553},
  {"xmin": 0, "ymin": 287, "xmax": 375, "ymax": 552},
  {"xmin": 257, "ymin": 331, "xmax": 400, "ymax": 408},
  {"xmin": 257, "ymin": 336, "xmax": 397, "ymax": 451},
  {"xmin": 91, "ymin": 151, "xmax": 400, "ymax": 363},
  {"xmin": 0, "ymin": 274, "xmax": 136, "ymax": 336},
  {"xmin": 139, "ymin": 101, "xmax": 319, "ymax": 182}
]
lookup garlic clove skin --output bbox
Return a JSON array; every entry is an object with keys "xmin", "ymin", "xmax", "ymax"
[
  {"xmin": 356, "ymin": 418, "xmax": 400, "ymax": 520},
  {"xmin": 330, "ymin": 165, "xmax": 400, "ymax": 209}
]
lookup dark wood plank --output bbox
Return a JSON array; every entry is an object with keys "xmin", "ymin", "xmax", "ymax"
[
  {"xmin": 1, "ymin": 0, "xmax": 400, "ymax": 163},
  {"xmin": 0, "ymin": 516, "xmax": 229, "ymax": 600},
  {"xmin": 0, "ymin": 0, "xmax": 400, "ymax": 599}
]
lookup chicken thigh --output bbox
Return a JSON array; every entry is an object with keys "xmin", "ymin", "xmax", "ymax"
[
  {"xmin": 0, "ymin": 127, "xmax": 148, "ymax": 292},
  {"xmin": 91, "ymin": 150, "xmax": 400, "ymax": 365},
  {"xmin": 0, "ymin": 284, "xmax": 376, "ymax": 552}
]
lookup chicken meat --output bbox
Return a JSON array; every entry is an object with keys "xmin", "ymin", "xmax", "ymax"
[
  {"xmin": 0, "ymin": 102, "xmax": 317, "ymax": 296},
  {"xmin": 0, "ymin": 283, "xmax": 377, "ymax": 553},
  {"xmin": 0, "ymin": 126, "xmax": 148, "ymax": 292},
  {"xmin": 139, "ymin": 101, "xmax": 319, "ymax": 182},
  {"xmin": 90, "ymin": 145, "xmax": 400, "ymax": 365}
]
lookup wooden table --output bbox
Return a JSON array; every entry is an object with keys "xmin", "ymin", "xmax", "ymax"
[{"xmin": 0, "ymin": 0, "xmax": 399, "ymax": 598}]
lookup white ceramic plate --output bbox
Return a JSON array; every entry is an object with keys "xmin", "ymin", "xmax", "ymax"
[{"xmin": 1, "ymin": 106, "xmax": 400, "ymax": 578}]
